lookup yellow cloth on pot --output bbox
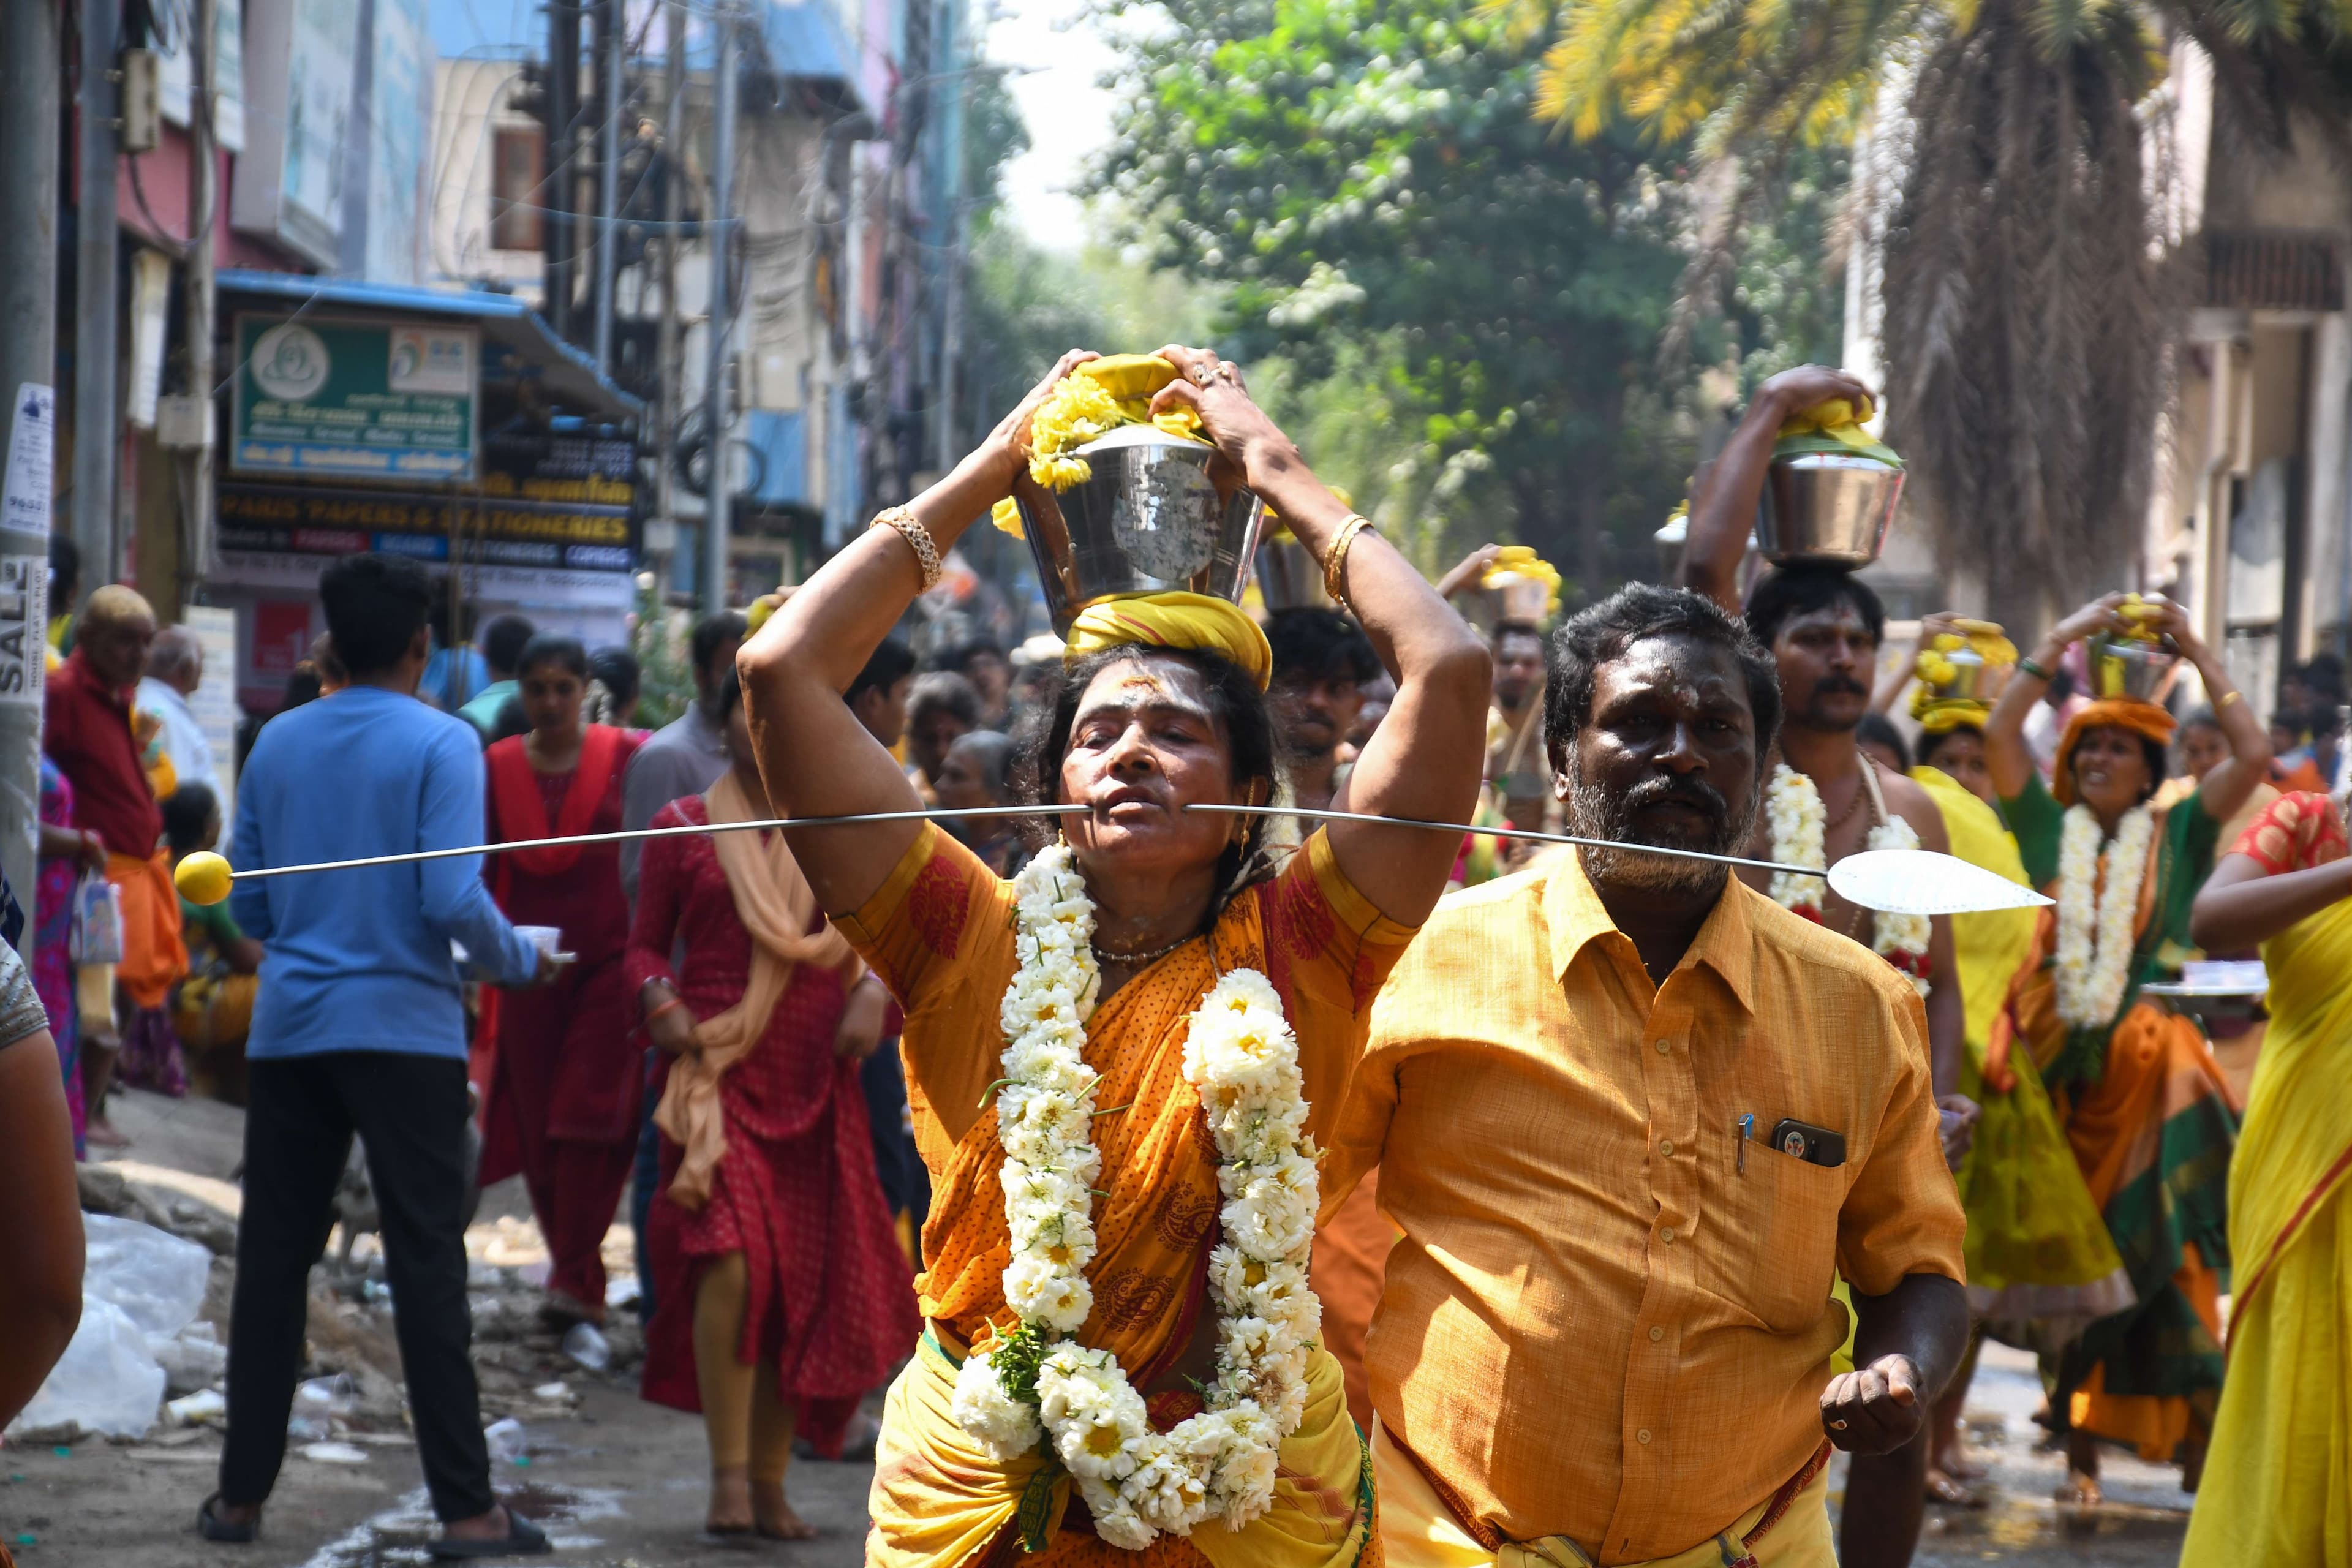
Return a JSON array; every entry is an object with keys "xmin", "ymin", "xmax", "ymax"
[
  {"xmin": 1772, "ymin": 395, "xmax": 1901, "ymax": 468},
  {"xmin": 1065, "ymin": 591, "xmax": 1273, "ymax": 690}
]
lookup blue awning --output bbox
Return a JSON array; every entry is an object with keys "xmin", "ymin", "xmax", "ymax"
[
  {"xmin": 759, "ymin": 0, "xmax": 861, "ymax": 103},
  {"xmin": 641, "ymin": 1, "xmax": 865, "ymax": 113},
  {"xmin": 215, "ymin": 270, "xmax": 644, "ymax": 423}
]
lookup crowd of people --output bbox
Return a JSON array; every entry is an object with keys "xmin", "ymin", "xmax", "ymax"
[{"xmin": 1, "ymin": 348, "xmax": 2341, "ymax": 1568}]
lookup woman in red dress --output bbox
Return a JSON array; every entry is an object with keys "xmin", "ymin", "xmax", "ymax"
[
  {"xmin": 480, "ymin": 633, "xmax": 644, "ymax": 1327},
  {"xmin": 628, "ymin": 670, "xmax": 916, "ymax": 1540}
]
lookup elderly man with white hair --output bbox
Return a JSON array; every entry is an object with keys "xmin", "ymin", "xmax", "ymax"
[{"xmin": 138, "ymin": 623, "xmax": 220, "ymax": 801}]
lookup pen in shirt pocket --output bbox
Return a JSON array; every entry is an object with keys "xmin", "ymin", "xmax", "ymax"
[{"xmin": 1736, "ymin": 1113, "xmax": 1754, "ymax": 1175}]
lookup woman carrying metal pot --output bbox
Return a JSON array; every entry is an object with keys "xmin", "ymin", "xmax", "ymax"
[
  {"xmin": 1980, "ymin": 592, "xmax": 2269, "ymax": 1504},
  {"xmin": 739, "ymin": 345, "xmax": 1491, "ymax": 1565}
]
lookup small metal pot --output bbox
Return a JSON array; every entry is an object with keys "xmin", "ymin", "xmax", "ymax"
[
  {"xmin": 1253, "ymin": 535, "xmax": 1335, "ymax": 612},
  {"xmin": 1756, "ymin": 453, "xmax": 1905, "ymax": 567},
  {"xmin": 1654, "ymin": 515, "xmax": 1688, "ymax": 582},
  {"xmin": 1007, "ymin": 425, "xmax": 1265, "ymax": 631},
  {"xmin": 1489, "ymin": 573, "xmax": 1554, "ymax": 625},
  {"xmin": 2087, "ymin": 633, "xmax": 2176, "ymax": 703},
  {"xmin": 1925, "ymin": 646, "xmax": 1989, "ymax": 703}
]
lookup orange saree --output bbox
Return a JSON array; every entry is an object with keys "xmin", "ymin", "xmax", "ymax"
[{"xmin": 1989, "ymin": 780, "xmax": 2237, "ymax": 1461}]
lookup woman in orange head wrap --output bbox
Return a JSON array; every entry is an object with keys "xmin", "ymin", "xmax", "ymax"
[
  {"xmin": 736, "ymin": 347, "xmax": 1493, "ymax": 1568},
  {"xmin": 1981, "ymin": 592, "xmax": 2271, "ymax": 1503}
]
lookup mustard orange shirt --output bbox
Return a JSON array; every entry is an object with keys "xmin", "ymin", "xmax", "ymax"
[
  {"xmin": 1328, "ymin": 853, "xmax": 1966, "ymax": 1563},
  {"xmin": 835, "ymin": 823, "xmax": 1416, "ymax": 1368}
]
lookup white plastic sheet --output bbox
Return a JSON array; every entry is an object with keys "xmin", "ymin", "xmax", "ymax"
[{"xmin": 6, "ymin": 1213, "xmax": 217, "ymax": 1441}]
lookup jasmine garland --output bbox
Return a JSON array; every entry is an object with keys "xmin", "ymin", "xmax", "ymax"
[{"xmin": 949, "ymin": 843, "xmax": 1320, "ymax": 1548}]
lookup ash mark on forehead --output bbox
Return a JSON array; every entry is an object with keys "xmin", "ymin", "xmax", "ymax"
[{"xmin": 1076, "ymin": 655, "xmax": 1218, "ymax": 726}]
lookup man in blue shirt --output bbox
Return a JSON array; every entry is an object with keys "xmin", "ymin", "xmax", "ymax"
[{"xmin": 205, "ymin": 553, "xmax": 553, "ymax": 1559}]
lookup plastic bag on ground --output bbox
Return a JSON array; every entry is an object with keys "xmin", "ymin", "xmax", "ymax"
[
  {"xmin": 483, "ymin": 1417, "xmax": 527, "ymax": 1463},
  {"xmin": 561, "ymin": 1322, "xmax": 609, "ymax": 1371},
  {"xmin": 6, "ymin": 1214, "xmax": 214, "ymax": 1441},
  {"xmin": 83, "ymin": 1212, "xmax": 211, "ymax": 1337},
  {"xmin": 5, "ymin": 1297, "xmax": 167, "ymax": 1439},
  {"xmin": 155, "ymin": 1320, "xmax": 228, "ymax": 1397}
]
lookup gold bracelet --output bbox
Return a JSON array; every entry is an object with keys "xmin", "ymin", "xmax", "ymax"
[
  {"xmin": 1322, "ymin": 513, "xmax": 1373, "ymax": 602},
  {"xmin": 870, "ymin": 505, "xmax": 943, "ymax": 592},
  {"xmin": 2216, "ymin": 688, "xmax": 2244, "ymax": 710}
]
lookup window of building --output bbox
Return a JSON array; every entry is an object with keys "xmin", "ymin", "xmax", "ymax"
[{"xmin": 489, "ymin": 127, "xmax": 544, "ymax": 253}]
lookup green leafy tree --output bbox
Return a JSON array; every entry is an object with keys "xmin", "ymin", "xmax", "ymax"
[
  {"xmin": 1093, "ymin": 0, "xmax": 1703, "ymax": 601},
  {"xmin": 629, "ymin": 578, "xmax": 696, "ymax": 729},
  {"xmin": 1510, "ymin": 0, "xmax": 2352, "ymax": 626}
]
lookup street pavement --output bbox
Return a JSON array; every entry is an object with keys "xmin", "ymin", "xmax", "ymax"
[{"xmin": 1, "ymin": 1088, "xmax": 2192, "ymax": 1567}]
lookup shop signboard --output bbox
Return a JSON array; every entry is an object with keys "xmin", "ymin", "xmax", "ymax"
[
  {"xmin": 216, "ymin": 428, "xmax": 639, "ymax": 614},
  {"xmin": 232, "ymin": 317, "xmax": 478, "ymax": 480}
]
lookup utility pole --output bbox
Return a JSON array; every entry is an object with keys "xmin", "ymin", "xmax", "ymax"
[
  {"xmin": 592, "ymin": 0, "xmax": 623, "ymax": 374},
  {"xmin": 654, "ymin": 0, "xmax": 685, "ymax": 584},
  {"xmin": 186, "ymin": 0, "xmax": 218, "ymax": 595},
  {"xmin": 543, "ymin": 0, "xmax": 580, "ymax": 341},
  {"xmin": 0, "ymin": 0, "xmax": 62, "ymax": 954},
  {"xmin": 700, "ymin": 5, "xmax": 738, "ymax": 614},
  {"xmin": 76, "ymin": 0, "xmax": 122, "ymax": 582}
]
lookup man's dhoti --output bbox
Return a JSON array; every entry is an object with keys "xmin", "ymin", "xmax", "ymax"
[
  {"xmin": 869, "ymin": 1327, "xmax": 1375, "ymax": 1568},
  {"xmin": 1371, "ymin": 1425, "xmax": 1832, "ymax": 1568}
]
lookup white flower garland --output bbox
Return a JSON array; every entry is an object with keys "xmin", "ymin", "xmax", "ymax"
[
  {"xmin": 2054, "ymin": 803, "xmax": 2155, "ymax": 1030},
  {"xmin": 1766, "ymin": 764, "xmax": 1932, "ymax": 995},
  {"xmin": 948, "ymin": 842, "xmax": 1319, "ymax": 1549},
  {"xmin": 1765, "ymin": 763, "xmax": 1828, "ymax": 910}
]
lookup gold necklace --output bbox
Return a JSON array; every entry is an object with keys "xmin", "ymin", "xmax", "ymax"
[{"xmin": 1092, "ymin": 930, "xmax": 1196, "ymax": 967}]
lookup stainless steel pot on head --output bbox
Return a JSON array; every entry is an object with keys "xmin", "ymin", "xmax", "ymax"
[
  {"xmin": 1457, "ymin": 575, "xmax": 1554, "ymax": 637},
  {"xmin": 1254, "ymin": 535, "xmax": 1336, "ymax": 612},
  {"xmin": 1007, "ymin": 424, "xmax": 1267, "ymax": 630},
  {"xmin": 1755, "ymin": 453, "xmax": 1905, "ymax": 566},
  {"xmin": 1928, "ymin": 646, "xmax": 1990, "ymax": 703},
  {"xmin": 2087, "ymin": 632, "xmax": 2176, "ymax": 704}
]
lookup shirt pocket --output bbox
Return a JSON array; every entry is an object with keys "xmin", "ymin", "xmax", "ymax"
[{"xmin": 1700, "ymin": 1136, "xmax": 1847, "ymax": 1333}]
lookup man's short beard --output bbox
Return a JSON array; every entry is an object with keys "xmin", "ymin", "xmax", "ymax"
[{"xmin": 1567, "ymin": 767, "xmax": 1758, "ymax": 895}]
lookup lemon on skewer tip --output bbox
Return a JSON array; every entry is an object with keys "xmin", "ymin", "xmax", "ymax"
[{"xmin": 176, "ymin": 851, "xmax": 233, "ymax": 907}]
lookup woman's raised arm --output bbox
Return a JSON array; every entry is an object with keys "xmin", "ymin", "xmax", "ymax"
[
  {"xmin": 739, "ymin": 350, "xmax": 1099, "ymax": 914},
  {"xmin": 1151, "ymin": 347, "xmax": 1491, "ymax": 927},
  {"xmin": 2191, "ymin": 850, "xmax": 2352, "ymax": 952},
  {"xmin": 1984, "ymin": 595, "xmax": 2127, "ymax": 801}
]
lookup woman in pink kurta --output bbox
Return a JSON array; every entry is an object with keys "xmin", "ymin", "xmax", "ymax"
[
  {"xmin": 627, "ymin": 674, "xmax": 916, "ymax": 1540},
  {"xmin": 480, "ymin": 635, "xmax": 643, "ymax": 1327}
]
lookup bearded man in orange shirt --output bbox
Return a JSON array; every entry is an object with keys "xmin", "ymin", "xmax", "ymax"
[{"xmin": 1330, "ymin": 584, "xmax": 1968, "ymax": 1568}]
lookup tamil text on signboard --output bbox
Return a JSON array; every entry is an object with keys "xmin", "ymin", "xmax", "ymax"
[{"xmin": 232, "ymin": 316, "xmax": 478, "ymax": 480}]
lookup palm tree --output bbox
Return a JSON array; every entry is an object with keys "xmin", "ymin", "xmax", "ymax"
[{"xmin": 1504, "ymin": 0, "xmax": 2352, "ymax": 627}]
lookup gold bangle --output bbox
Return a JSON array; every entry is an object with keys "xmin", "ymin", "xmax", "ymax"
[
  {"xmin": 1323, "ymin": 513, "xmax": 1373, "ymax": 601},
  {"xmin": 2216, "ymin": 688, "xmax": 2244, "ymax": 710},
  {"xmin": 870, "ymin": 505, "xmax": 943, "ymax": 592}
]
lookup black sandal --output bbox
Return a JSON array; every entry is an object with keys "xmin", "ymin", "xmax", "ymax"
[
  {"xmin": 429, "ymin": 1509, "xmax": 551, "ymax": 1559},
  {"xmin": 197, "ymin": 1494, "xmax": 258, "ymax": 1544}
]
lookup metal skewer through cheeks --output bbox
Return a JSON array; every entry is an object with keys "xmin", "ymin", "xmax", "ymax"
[{"xmin": 175, "ymin": 802, "xmax": 2048, "ymax": 917}]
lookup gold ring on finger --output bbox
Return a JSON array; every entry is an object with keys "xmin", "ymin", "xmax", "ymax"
[{"xmin": 1828, "ymin": 1419, "xmax": 1849, "ymax": 1431}]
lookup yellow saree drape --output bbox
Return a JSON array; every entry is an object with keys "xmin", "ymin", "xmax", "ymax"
[
  {"xmin": 2182, "ymin": 807, "xmax": 2352, "ymax": 1565},
  {"xmin": 1910, "ymin": 768, "xmax": 2129, "ymax": 1333}
]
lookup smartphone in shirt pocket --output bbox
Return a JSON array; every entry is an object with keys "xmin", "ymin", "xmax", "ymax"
[{"xmin": 1702, "ymin": 1117, "xmax": 1848, "ymax": 1332}]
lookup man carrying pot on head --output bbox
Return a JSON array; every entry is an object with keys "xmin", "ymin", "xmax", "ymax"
[
  {"xmin": 1335, "ymin": 584, "xmax": 1968, "ymax": 1568},
  {"xmin": 1678, "ymin": 364, "xmax": 1973, "ymax": 1567}
]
